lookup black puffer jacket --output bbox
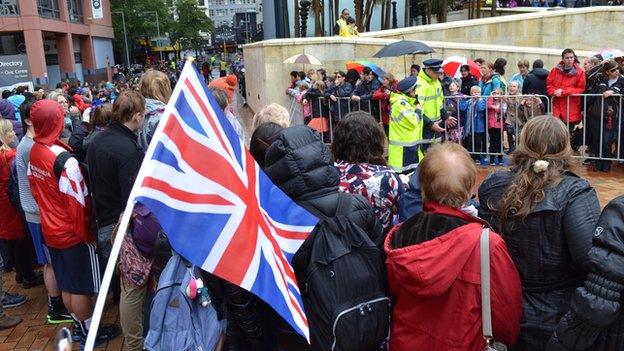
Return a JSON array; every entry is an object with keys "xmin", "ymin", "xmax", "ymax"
[
  {"xmin": 479, "ymin": 170, "xmax": 601, "ymax": 351},
  {"xmin": 548, "ymin": 196, "xmax": 624, "ymax": 351},
  {"xmin": 263, "ymin": 125, "xmax": 383, "ymax": 350},
  {"xmin": 264, "ymin": 125, "xmax": 382, "ymax": 243}
]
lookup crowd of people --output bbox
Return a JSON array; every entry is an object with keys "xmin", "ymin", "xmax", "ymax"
[
  {"xmin": 288, "ymin": 48, "xmax": 624, "ymax": 172},
  {"xmin": 0, "ymin": 46, "xmax": 622, "ymax": 351}
]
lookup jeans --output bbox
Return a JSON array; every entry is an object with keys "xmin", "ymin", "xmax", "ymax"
[{"xmin": 119, "ymin": 278, "xmax": 147, "ymax": 351}]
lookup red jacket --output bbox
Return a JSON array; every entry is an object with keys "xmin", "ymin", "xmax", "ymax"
[
  {"xmin": 0, "ymin": 148, "xmax": 25, "ymax": 240},
  {"xmin": 28, "ymin": 100, "xmax": 94, "ymax": 249},
  {"xmin": 384, "ymin": 202, "xmax": 522, "ymax": 351},
  {"xmin": 547, "ymin": 62, "xmax": 586, "ymax": 123},
  {"xmin": 372, "ymin": 82, "xmax": 397, "ymax": 125}
]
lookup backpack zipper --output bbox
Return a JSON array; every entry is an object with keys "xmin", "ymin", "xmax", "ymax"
[{"xmin": 331, "ymin": 296, "xmax": 390, "ymax": 351}]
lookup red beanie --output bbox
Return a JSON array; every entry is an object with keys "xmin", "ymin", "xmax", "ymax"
[{"xmin": 209, "ymin": 74, "xmax": 238, "ymax": 104}]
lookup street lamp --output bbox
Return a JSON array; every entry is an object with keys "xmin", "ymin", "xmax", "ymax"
[
  {"xmin": 111, "ymin": 11, "xmax": 130, "ymax": 66},
  {"xmin": 144, "ymin": 11, "xmax": 164, "ymax": 62}
]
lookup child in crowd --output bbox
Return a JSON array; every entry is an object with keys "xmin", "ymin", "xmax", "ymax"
[
  {"xmin": 444, "ymin": 80, "xmax": 466, "ymax": 143},
  {"xmin": 460, "ymin": 86, "xmax": 487, "ymax": 163},
  {"xmin": 487, "ymin": 88, "xmax": 505, "ymax": 165},
  {"xmin": 347, "ymin": 17, "xmax": 360, "ymax": 36},
  {"xmin": 295, "ymin": 81, "xmax": 312, "ymax": 124}
]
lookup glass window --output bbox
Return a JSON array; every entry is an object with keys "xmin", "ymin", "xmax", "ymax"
[
  {"xmin": 0, "ymin": 0, "xmax": 19, "ymax": 16},
  {"xmin": 67, "ymin": 0, "xmax": 83, "ymax": 23},
  {"xmin": 37, "ymin": 0, "xmax": 60, "ymax": 19},
  {"xmin": 0, "ymin": 32, "xmax": 25, "ymax": 55}
]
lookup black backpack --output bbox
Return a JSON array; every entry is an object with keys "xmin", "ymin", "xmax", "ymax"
[
  {"xmin": 7, "ymin": 160, "xmax": 21, "ymax": 209},
  {"xmin": 294, "ymin": 194, "xmax": 390, "ymax": 351}
]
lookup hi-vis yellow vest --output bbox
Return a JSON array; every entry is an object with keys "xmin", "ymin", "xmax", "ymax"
[
  {"xmin": 336, "ymin": 18, "xmax": 350, "ymax": 37},
  {"xmin": 416, "ymin": 70, "xmax": 444, "ymax": 122},
  {"xmin": 388, "ymin": 92, "xmax": 424, "ymax": 173}
]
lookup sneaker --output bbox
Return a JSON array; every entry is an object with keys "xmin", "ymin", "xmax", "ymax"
[
  {"xmin": 71, "ymin": 325, "xmax": 84, "ymax": 343},
  {"xmin": 79, "ymin": 324, "xmax": 120, "ymax": 348},
  {"xmin": 22, "ymin": 274, "xmax": 44, "ymax": 289},
  {"xmin": 48, "ymin": 309, "xmax": 74, "ymax": 324},
  {"xmin": 480, "ymin": 158, "xmax": 490, "ymax": 166},
  {"xmin": 582, "ymin": 159, "xmax": 593, "ymax": 166},
  {"xmin": 0, "ymin": 314, "xmax": 21, "ymax": 329},
  {"xmin": 2, "ymin": 292, "xmax": 27, "ymax": 308}
]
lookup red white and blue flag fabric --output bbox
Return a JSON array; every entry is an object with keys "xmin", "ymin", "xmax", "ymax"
[{"xmin": 132, "ymin": 61, "xmax": 318, "ymax": 341}]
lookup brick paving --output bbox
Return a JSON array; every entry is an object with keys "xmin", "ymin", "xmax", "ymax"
[{"xmin": 0, "ymin": 163, "xmax": 621, "ymax": 351}]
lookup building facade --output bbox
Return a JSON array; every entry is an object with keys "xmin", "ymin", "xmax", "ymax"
[
  {"xmin": 207, "ymin": 0, "xmax": 261, "ymax": 28},
  {"xmin": 0, "ymin": 0, "xmax": 114, "ymax": 89}
]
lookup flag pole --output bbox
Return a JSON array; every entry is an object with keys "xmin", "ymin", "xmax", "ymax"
[{"xmin": 84, "ymin": 57, "xmax": 196, "ymax": 350}]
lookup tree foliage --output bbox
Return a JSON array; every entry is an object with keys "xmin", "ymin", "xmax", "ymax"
[
  {"xmin": 170, "ymin": 0, "xmax": 214, "ymax": 53},
  {"xmin": 110, "ymin": 0, "xmax": 174, "ymax": 63}
]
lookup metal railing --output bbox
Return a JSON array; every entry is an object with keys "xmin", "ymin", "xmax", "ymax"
[
  {"xmin": 549, "ymin": 93, "xmax": 623, "ymax": 162},
  {"xmin": 287, "ymin": 92, "xmax": 623, "ymax": 163}
]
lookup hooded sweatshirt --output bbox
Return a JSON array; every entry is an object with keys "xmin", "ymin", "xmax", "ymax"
[
  {"xmin": 384, "ymin": 202, "xmax": 522, "ymax": 351},
  {"xmin": 138, "ymin": 98, "xmax": 166, "ymax": 151},
  {"xmin": 28, "ymin": 100, "xmax": 93, "ymax": 249},
  {"xmin": 0, "ymin": 99, "xmax": 23, "ymax": 140}
]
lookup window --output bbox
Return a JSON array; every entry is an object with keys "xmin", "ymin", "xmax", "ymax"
[
  {"xmin": 37, "ymin": 0, "xmax": 60, "ymax": 18},
  {"xmin": 0, "ymin": 0, "xmax": 19, "ymax": 16},
  {"xmin": 67, "ymin": 0, "xmax": 83, "ymax": 23}
]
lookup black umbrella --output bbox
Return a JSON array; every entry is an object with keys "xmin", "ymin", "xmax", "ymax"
[{"xmin": 373, "ymin": 40, "xmax": 435, "ymax": 58}]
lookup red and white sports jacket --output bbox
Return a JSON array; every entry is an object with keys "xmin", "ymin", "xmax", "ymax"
[{"xmin": 28, "ymin": 100, "xmax": 94, "ymax": 249}]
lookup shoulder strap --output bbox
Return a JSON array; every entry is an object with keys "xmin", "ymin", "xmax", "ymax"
[
  {"xmin": 480, "ymin": 227, "xmax": 493, "ymax": 342},
  {"xmin": 53, "ymin": 151, "xmax": 72, "ymax": 180}
]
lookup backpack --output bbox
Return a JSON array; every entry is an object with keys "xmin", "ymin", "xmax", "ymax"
[
  {"xmin": 293, "ymin": 194, "xmax": 390, "ymax": 351},
  {"xmin": 145, "ymin": 252, "xmax": 226, "ymax": 351},
  {"xmin": 7, "ymin": 159, "xmax": 21, "ymax": 209}
]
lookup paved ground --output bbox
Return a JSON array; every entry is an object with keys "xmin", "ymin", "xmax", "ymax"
[{"xmin": 1, "ymin": 162, "xmax": 621, "ymax": 351}]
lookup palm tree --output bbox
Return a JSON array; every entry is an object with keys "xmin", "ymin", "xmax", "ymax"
[{"xmin": 311, "ymin": 0, "xmax": 325, "ymax": 36}]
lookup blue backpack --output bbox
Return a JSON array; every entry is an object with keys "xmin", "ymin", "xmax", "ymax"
[{"xmin": 145, "ymin": 252, "xmax": 226, "ymax": 351}]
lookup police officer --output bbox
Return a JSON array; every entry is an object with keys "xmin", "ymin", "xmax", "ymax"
[
  {"xmin": 388, "ymin": 76, "xmax": 424, "ymax": 173},
  {"xmin": 416, "ymin": 58, "xmax": 456, "ymax": 149}
]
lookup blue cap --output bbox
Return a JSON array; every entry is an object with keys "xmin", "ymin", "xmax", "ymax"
[
  {"xmin": 397, "ymin": 76, "xmax": 418, "ymax": 93},
  {"xmin": 423, "ymin": 58, "xmax": 444, "ymax": 71}
]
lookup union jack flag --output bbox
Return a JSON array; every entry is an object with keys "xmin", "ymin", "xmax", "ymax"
[{"xmin": 132, "ymin": 62, "xmax": 318, "ymax": 341}]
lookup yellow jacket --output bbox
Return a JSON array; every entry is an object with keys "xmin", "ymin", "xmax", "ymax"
[
  {"xmin": 416, "ymin": 70, "xmax": 444, "ymax": 122},
  {"xmin": 388, "ymin": 92, "xmax": 424, "ymax": 173},
  {"xmin": 337, "ymin": 18, "xmax": 350, "ymax": 37}
]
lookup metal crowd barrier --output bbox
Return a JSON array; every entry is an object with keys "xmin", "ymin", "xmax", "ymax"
[
  {"xmin": 291, "ymin": 95, "xmax": 385, "ymax": 143},
  {"xmin": 442, "ymin": 94, "xmax": 551, "ymax": 162},
  {"xmin": 549, "ymin": 93, "xmax": 623, "ymax": 162},
  {"xmin": 289, "ymin": 92, "xmax": 624, "ymax": 163}
]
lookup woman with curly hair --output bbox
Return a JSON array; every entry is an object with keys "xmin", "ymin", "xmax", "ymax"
[
  {"xmin": 478, "ymin": 115, "xmax": 601, "ymax": 351},
  {"xmin": 332, "ymin": 111, "xmax": 403, "ymax": 233}
]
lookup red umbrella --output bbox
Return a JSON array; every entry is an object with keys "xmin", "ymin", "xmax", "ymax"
[{"xmin": 442, "ymin": 56, "xmax": 482, "ymax": 79}]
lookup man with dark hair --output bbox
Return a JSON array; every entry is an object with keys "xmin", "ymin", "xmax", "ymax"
[
  {"xmin": 522, "ymin": 59, "xmax": 550, "ymax": 106},
  {"xmin": 86, "ymin": 90, "xmax": 145, "ymax": 265},
  {"xmin": 547, "ymin": 48, "xmax": 586, "ymax": 150},
  {"xmin": 352, "ymin": 66, "xmax": 381, "ymax": 114}
]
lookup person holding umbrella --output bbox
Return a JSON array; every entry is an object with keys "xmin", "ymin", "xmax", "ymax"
[{"xmin": 416, "ymin": 59, "xmax": 456, "ymax": 150}]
